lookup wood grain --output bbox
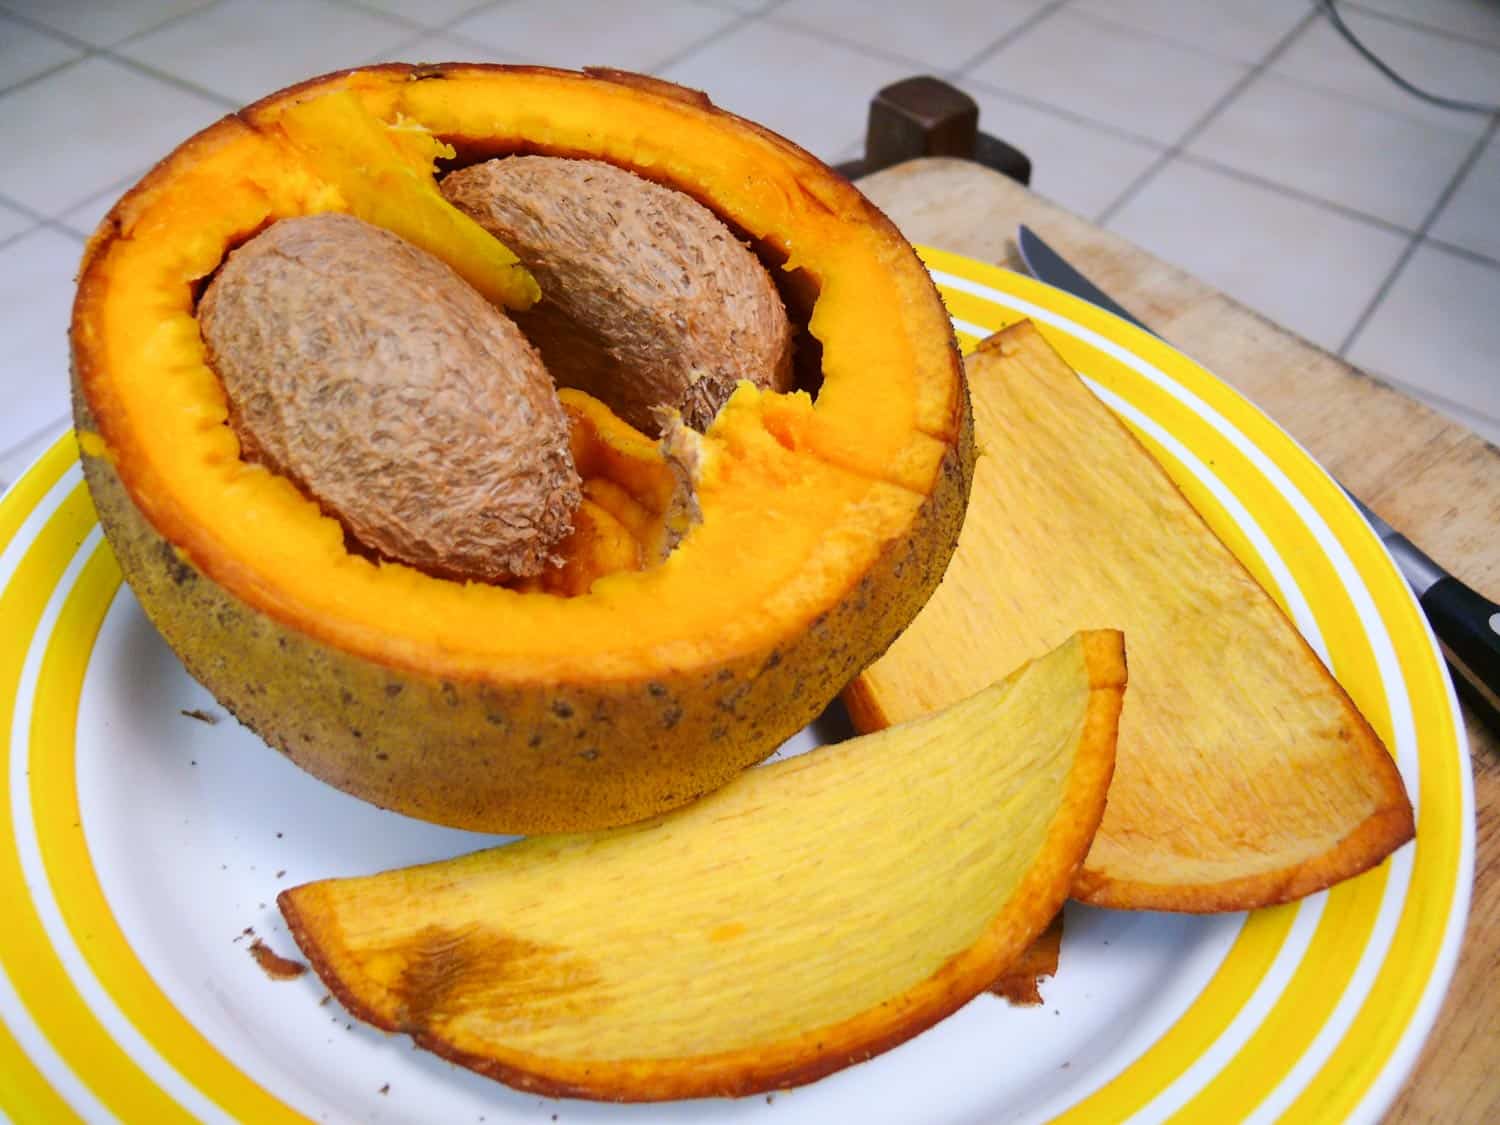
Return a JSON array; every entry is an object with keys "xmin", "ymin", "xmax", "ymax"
[{"xmin": 858, "ymin": 158, "xmax": 1498, "ymax": 1125}]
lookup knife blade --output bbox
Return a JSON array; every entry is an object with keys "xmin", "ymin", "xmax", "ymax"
[
  {"xmin": 1017, "ymin": 225, "xmax": 1156, "ymax": 338},
  {"xmin": 1016, "ymin": 223, "xmax": 1500, "ymax": 729}
]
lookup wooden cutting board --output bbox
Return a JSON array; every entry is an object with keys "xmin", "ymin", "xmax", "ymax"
[{"xmin": 858, "ymin": 157, "xmax": 1499, "ymax": 1125}]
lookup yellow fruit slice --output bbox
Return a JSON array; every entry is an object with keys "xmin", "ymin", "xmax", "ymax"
[
  {"xmin": 279, "ymin": 630, "xmax": 1124, "ymax": 1101},
  {"xmin": 845, "ymin": 322, "xmax": 1413, "ymax": 912},
  {"xmin": 261, "ymin": 88, "xmax": 540, "ymax": 310}
]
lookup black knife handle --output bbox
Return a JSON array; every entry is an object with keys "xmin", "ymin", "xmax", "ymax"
[{"xmin": 1421, "ymin": 575, "xmax": 1500, "ymax": 731}]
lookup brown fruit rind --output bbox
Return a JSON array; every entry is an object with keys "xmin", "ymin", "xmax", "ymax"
[
  {"xmin": 70, "ymin": 65, "xmax": 971, "ymax": 833},
  {"xmin": 73, "ymin": 382, "xmax": 971, "ymax": 835}
]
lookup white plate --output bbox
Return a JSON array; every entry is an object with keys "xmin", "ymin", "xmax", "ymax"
[{"xmin": 0, "ymin": 249, "xmax": 1471, "ymax": 1124}]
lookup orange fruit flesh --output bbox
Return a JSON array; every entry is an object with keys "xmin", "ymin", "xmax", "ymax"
[
  {"xmin": 74, "ymin": 68, "xmax": 966, "ymax": 685},
  {"xmin": 503, "ymin": 389, "xmax": 679, "ymax": 597}
]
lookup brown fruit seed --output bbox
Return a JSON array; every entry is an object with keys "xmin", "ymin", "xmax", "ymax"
[
  {"xmin": 441, "ymin": 156, "xmax": 795, "ymax": 435},
  {"xmin": 198, "ymin": 212, "xmax": 581, "ymax": 583}
]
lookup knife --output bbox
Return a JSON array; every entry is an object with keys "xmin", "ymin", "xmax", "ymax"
[{"xmin": 1017, "ymin": 223, "xmax": 1500, "ymax": 729}]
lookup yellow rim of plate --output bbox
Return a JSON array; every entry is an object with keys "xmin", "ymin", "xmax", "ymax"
[{"xmin": 0, "ymin": 247, "xmax": 1470, "ymax": 1124}]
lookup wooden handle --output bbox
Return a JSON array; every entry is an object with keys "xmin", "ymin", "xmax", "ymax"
[
  {"xmin": 867, "ymin": 76, "xmax": 980, "ymax": 169},
  {"xmin": 837, "ymin": 76, "xmax": 1031, "ymax": 185}
]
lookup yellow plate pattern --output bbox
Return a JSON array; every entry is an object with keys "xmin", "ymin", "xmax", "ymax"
[{"xmin": 0, "ymin": 247, "xmax": 1470, "ymax": 1123}]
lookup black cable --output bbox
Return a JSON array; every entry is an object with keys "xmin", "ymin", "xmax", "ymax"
[{"xmin": 1319, "ymin": 0, "xmax": 1500, "ymax": 115}]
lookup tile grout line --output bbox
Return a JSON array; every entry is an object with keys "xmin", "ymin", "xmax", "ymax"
[
  {"xmin": 649, "ymin": 0, "xmax": 796, "ymax": 75},
  {"xmin": 1343, "ymin": 1, "xmax": 1500, "ymax": 52},
  {"xmin": 1080, "ymin": 2, "xmax": 1500, "ymax": 135},
  {"xmin": 951, "ymin": 0, "xmax": 1070, "ymax": 79},
  {"xmin": 958, "ymin": 74, "xmax": 1169, "ymax": 149},
  {"xmin": 107, "ymin": 0, "xmax": 230, "ymax": 50},
  {"xmin": 434, "ymin": 0, "xmax": 528, "ymax": 33},
  {"xmin": 0, "ymin": 224, "xmax": 41, "ymax": 254},
  {"xmin": 433, "ymin": 0, "xmax": 519, "ymax": 30},
  {"xmin": 93, "ymin": 51, "xmax": 240, "ymax": 108},
  {"xmin": 0, "ymin": 208, "xmax": 83, "ymax": 253},
  {"xmin": 1062, "ymin": 3, "xmax": 1302, "ymax": 68},
  {"xmin": 0, "ymin": 168, "xmax": 159, "ymax": 249},
  {"xmin": 1337, "ymin": 112, "xmax": 1500, "ymax": 356},
  {"xmin": 1234, "ymin": 67, "xmax": 1492, "ymax": 139},
  {"xmin": 1422, "ymin": 232, "xmax": 1500, "ymax": 274},
  {"xmin": 0, "ymin": 52, "xmax": 90, "ymax": 101},
  {"xmin": 1, "ymin": 0, "xmax": 246, "ymax": 115},
  {"xmin": 352, "ymin": 0, "xmax": 540, "ymax": 66},
  {"xmin": 1, "ymin": 0, "xmax": 231, "ymax": 56},
  {"xmin": 1371, "ymin": 368, "xmax": 1500, "ymax": 431},
  {"xmin": 323, "ymin": 0, "xmax": 466, "ymax": 37},
  {"xmin": 358, "ymin": 26, "xmax": 443, "ymax": 64},
  {"xmin": 959, "ymin": 37, "xmax": 1491, "ymax": 156},
  {"xmin": 402, "ymin": 27, "xmax": 535, "ymax": 65},
  {"xmin": 759, "ymin": 13, "xmax": 961, "ymax": 78},
  {"xmin": 39, "ymin": 219, "xmax": 86, "ymax": 246},
  {"xmin": 0, "ymin": 3, "xmax": 242, "ymax": 150},
  {"xmin": 1095, "ymin": 7, "xmax": 1321, "ymax": 225},
  {"xmin": 327, "ymin": 0, "xmax": 526, "ymax": 40},
  {"xmin": 375, "ymin": 0, "xmax": 751, "ymax": 74},
  {"xmin": 0, "ymin": 5, "xmax": 100, "ymax": 51},
  {"xmin": 0, "ymin": 191, "xmax": 51, "ymax": 228},
  {"xmin": 760, "ymin": 0, "xmax": 1068, "ymax": 80},
  {"xmin": 1172, "ymin": 150, "xmax": 1418, "ymax": 238},
  {"xmin": 51, "ymin": 169, "xmax": 155, "ymax": 238}
]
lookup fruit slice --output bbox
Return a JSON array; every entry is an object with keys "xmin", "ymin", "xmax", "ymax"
[
  {"xmin": 845, "ymin": 322, "xmax": 1413, "ymax": 912},
  {"xmin": 279, "ymin": 631, "xmax": 1124, "ymax": 1101}
]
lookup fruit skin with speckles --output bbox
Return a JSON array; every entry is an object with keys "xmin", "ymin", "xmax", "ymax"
[{"xmin": 69, "ymin": 64, "xmax": 972, "ymax": 834}]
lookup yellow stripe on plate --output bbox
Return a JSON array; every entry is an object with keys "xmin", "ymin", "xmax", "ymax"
[
  {"xmin": 1141, "ymin": 298, "xmax": 1454, "ymax": 1124},
  {"xmin": 925, "ymin": 255, "xmax": 1310, "ymax": 1117},
  {"xmin": 1280, "ymin": 607, "xmax": 1463, "ymax": 1121},
  {"xmin": 0, "ymin": 484, "xmax": 193, "ymax": 1123},
  {"xmin": 0, "ymin": 1015, "xmax": 82, "ymax": 1125},
  {"xmin": 1173, "ymin": 872, "xmax": 1388, "ymax": 1124},
  {"xmin": 937, "ymin": 284, "xmax": 1022, "ymax": 348},
  {"xmin": 0, "ymin": 433, "xmax": 74, "ymax": 554},
  {"xmin": 1101, "ymin": 364, "xmax": 1410, "ymax": 1121},
  {"xmin": 922, "ymin": 245, "xmax": 1448, "ymax": 1123},
  {"xmin": 0, "ymin": 253, "xmax": 1463, "ymax": 1123},
  {"xmin": 26, "ymin": 539, "xmax": 311, "ymax": 1123},
  {"xmin": 1050, "ymin": 906, "xmax": 1297, "ymax": 1123}
]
